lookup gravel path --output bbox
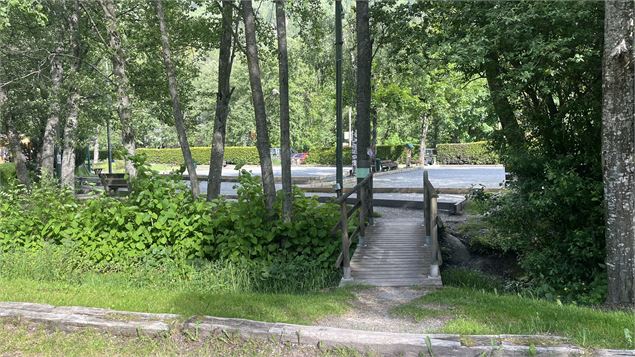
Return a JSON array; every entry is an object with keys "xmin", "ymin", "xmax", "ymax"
[{"xmin": 316, "ymin": 286, "xmax": 446, "ymax": 334}]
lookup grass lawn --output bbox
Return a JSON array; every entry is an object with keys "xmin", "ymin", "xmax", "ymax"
[
  {"xmin": 392, "ymin": 287, "xmax": 635, "ymax": 349},
  {"xmin": 0, "ymin": 277, "xmax": 352, "ymax": 325},
  {"xmin": 92, "ymin": 161, "xmax": 178, "ymax": 174},
  {"xmin": 0, "ymin": 321, "xmax": 360, "ymax": 357}
]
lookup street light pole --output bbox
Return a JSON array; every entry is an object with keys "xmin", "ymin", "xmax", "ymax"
[
  {"xmin": 335, "ymin": 0, "xmax": 344, "ymax": 194},
  {"xmin": 107, "ymin": 115, "xmax": 112, "ymax": 174}
]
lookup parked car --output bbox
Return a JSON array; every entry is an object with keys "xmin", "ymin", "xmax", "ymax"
[{"xmin": 291, "ymin": 152, "xmax": 308, "ymax": 165}]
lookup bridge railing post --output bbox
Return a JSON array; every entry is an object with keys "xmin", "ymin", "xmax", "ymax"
[
  {"xmin": 423, "ymin": 169, "xmax": 440, "ymax": 278},
  {"xmin": 358, "ymin": 182, "xmax": 367, "ymax": 246}
]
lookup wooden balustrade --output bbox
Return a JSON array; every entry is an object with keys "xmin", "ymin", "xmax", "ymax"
[{"xmin": 332, "ymin": 173, "xmax": 373, "ymax": 280}]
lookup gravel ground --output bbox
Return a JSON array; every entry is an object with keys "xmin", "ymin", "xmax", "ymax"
[{"xmin": 316, "ymin": 286, "xmax": 446, "ymax": 334}]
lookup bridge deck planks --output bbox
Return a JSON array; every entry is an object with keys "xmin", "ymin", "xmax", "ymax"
[{"xmin": 348, "ymin": 218, "xmax": 442, "ymax": 287}]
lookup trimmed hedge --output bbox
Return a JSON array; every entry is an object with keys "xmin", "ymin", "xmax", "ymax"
[
  {"xmin": 96, "ymin": 147, "xmax": 260, "ymax": 165},
  {"xmin": 305, "ymin": 145, "xmax": 408, "ymax": 166},
  {"xmin": 0, "ymin": 163, "xmax": 16, "ymax": 186},
  {"xmin": 436, "ymin": 141, "xmax": 499, "ymax": 164},
  {"xmin": 305, "ymin": 145, "xmax": 410, "ymax": 166}
]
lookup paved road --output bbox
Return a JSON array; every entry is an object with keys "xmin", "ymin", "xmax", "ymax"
[
  {"xmin": 374, "ymin": 165, "xmax": 505, "ymax": 189},
  {"xmin": 193, "ymin": 165, "xmax": 505, "ymax": 201}
]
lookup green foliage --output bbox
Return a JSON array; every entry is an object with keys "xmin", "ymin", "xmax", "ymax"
[
  {"xmin": 0, "ymin": 163, "xmax": 16, "ymax": 187},
  {"xmin": 486, "ymin": 163, "xmax": 606, "ymax": 304},
  {"xmin": 132, "ymin": 147, "xmax": 261, "ymax": 165},
  {"xmin": 441, "ymin": 267, "xmax": 503, "ymax": 292},
  {"xmin": 0, "ymin": 162, "xmax": 340, "ymax": 283},
  {"xmin": 436, "ymin": 142, "xmax": 499, "ymax": 165}
]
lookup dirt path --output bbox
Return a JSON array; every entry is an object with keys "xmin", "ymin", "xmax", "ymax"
[{"xmin": 316, "ymin": 286, "xmax": 446, "ymax": 334}]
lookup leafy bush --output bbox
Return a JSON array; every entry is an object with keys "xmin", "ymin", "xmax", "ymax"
[
  {"xmin": 485, "ymin": 161, "xmax": 606, "ymax": 304},
  {"xmin": 0, "ymin": 163, "xmax": 16, "ymax": 187},
  {"xmin": 0, "ymin": 159, "xmax": 340, "ymax": 274},
  {"xmin": 436, "ymin": 141, "xmax": 499, "ymax": 165}
]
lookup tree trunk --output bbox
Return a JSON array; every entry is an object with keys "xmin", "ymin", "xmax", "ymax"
[
  {"xmin": 276, "ymin": 0, "xmax": 292, "ymax": 221},
  {"xmin": 602, "ymin": 0, "xmax": 634, "ymax": 307},
  {"xmin": 207, "ymin": 0, "xmax": 235, "ymax": 201},
  {"xmin": 99, "ymin": 0, "xmax": 136, "ymax": 178},
  {"xmin": 0, "ymin": 61, "xmax": 29, "ymax": 187},
  {"xmin": 242, "ymin": 0, "xmax": 276, "ymax": 212},
  {"xmin": 484, "ymin": 52, "xmax": 525, "ymax": 150},
  {"xmin": 155, "ymin": 0, "xmax": 199, "ymax": 197},
  {"xmin": 41, "ymin": 46, "xmax": 64, "ymax": 178},
  {"xmin": 93, "ymin": 129, "xmax": 99, "ymax": 163},
  {"xmin": 6, "ymin": 120, "xmax": 29, "ymax": 186},
  {"xmin": 60, "ymin": 0, "xmax": 81, "ymax": 189},
  {"xmin": 355, "ymin": 0, "xmax": 372, "ymax": 180},
  {"xmin": 419, "ymin": 113, "xmax": 430, "ymax": 166}
]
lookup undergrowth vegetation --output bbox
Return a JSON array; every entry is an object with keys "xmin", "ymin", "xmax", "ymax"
[
  {"xmin": 460, "ymin": 182, "xmax": 607, "ymax": 305},
  {"xmin": 0, "ymin": 157, "xmax": 341, "ymax": 294}
]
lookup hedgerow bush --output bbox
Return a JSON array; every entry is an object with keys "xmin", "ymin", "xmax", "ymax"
[
  {"xmin": 436, "ymin": 141, "xmax": 499, "ymax": 164},
  {"xmin": 121, "ymin": 147, "xmax": 261, "ymax": 165},
  {"xmin": 305, "ymin": 145, "xmax": 407, "ymax": 165},
  {"xmin": 0, "ymin": 158, "xmax": 340, "ymax": 278}
]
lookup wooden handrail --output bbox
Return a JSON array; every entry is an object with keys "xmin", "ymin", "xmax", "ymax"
[
  {"xmin": 333, "ymin": 172, "xmax": 373, "ymax": 280},
  {"xmin": 335, "ymin": 174, "xmax": 372, "ymax": 204}
]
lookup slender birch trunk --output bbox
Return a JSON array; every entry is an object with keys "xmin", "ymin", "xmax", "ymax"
[
  {"xmin": 208, "ymin": 0, "xmax": 235, "ymax": 200},
  {"xmin": 419, "ymin": 114, "xmax": 430, "ymax": 166},
  {"xmin": 41, "ymin": 46, "xmax": 64, "ymax": 178},
  {"xmin": 275, "ymin": 0, "xmax": 292, "ymax": 221},
  {"xmin": 242, "ymin": 0, "xmax": 276, "ymax": 212},
  {"xmin": 60, "ymin": 0, "xmax": 82, "ymax": 189},
  {"xmin": 155, "ymin": 0, "xmax": 199, "ymax": 197},
  {"xmin": 99, "ymin": 0, "xmax": 136, "ymax": 178}
]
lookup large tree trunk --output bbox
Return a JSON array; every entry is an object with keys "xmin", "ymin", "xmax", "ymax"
[
  {"xmin": 419, "ymin": 113, "xmax": 430, "ymax": 166},
  {"xmin": 155, "ymin": 0, "xmax": 199, "ymax": 197},
  {"xmin": 602, "ymin": 0, "xmax": 634, "ymax": 307},
  {"xmin": 41, "ymin": 46, "xmax": 64, "ymax": 178},
  {"xmin": 99, "ymin": 0, "xmax": 136, "ymax": 178},
  {"xmin": 275, "ymin": 0, "xmax": 292, "ymax": 221},
  {"xmin": 60, "ymin": 0, "xmax": 81, "ymax": 189},
  {"xmin": 207, "ymin": 0, "xmax": 235, "ymax": 200},
  {"xmin": 484, "ymin": 52, "xmax": 525, "ymax": 150},
  {"xmin": 355, "ymin": 1, "xmax": 372, "ymax": 179},
  {"xmin": 242, "ymin": 0, "xmax": 276, "ymax": 212}
]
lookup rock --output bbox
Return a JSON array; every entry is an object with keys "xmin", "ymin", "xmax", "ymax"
[{"xmin": 440, "ymin": 232, "xmax": 471, "ymax": 266}]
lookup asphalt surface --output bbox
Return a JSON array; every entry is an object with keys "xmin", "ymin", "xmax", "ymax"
[{"xmin": 193, "ymin": 165, "xmax": 505, "ymax": 201}]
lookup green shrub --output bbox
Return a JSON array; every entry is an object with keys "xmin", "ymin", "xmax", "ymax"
[
  {"xmin": 486, "ymin": 161, "xmax": 606, "ymax": 304},
  {"xmin": 0, "ymin": 158, "xmax": 340, "ymax": 273},
  {"xmin": 436, "ymin": 141, "xmax": 499, "ymax": 165},
  {"xmin": 0, "ymin": 163, "xmax": 16, "ymax": 187}
]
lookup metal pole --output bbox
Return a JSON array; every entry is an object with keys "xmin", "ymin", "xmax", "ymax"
[
  {"xmin": 335, "ymin": 0, "xmax": 343, "ymax": 195},
  {"xmin": 107, "ymin": 115, "xmax": 112, "ymax": 174}
]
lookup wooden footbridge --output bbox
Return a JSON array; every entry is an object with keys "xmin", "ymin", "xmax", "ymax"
[{"xmin": 333, "ymin": 170, "xmax": 443, "ymax": 287}]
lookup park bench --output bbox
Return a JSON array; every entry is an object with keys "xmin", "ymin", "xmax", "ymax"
[
  {"xmin": 95, "ymin": 169, "xmax": 129, "ymax": 196},
  {"xmin": 379, "ymin": 160, "xmax": 398, "ymax": 172}
]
